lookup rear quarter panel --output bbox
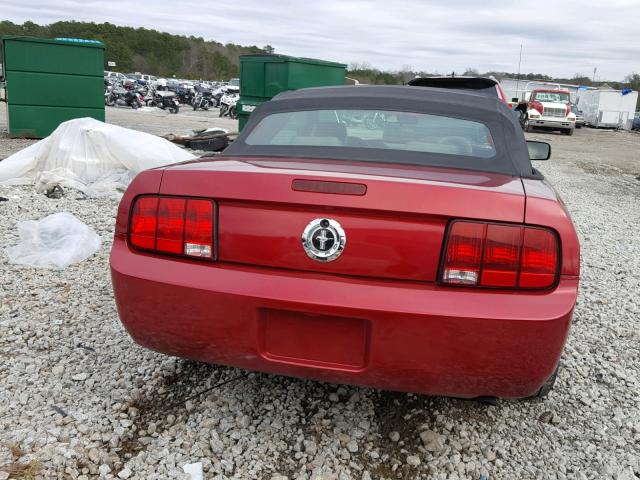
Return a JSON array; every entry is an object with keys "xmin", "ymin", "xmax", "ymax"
[{"xmin": 522, "ymin": 178, "xmax": 580, "ymax": 276}]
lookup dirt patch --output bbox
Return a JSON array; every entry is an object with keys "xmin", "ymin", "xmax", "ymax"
[
  {"xmin": 365, "ymin": 392, "xmax": 439, "ymax": 479},
  {"xmin": 130, "ymin": 361, "xmax": 225, "ymax": 426},
  {"xmin": 0, "ymin": 443, "xmax": 42, "ymax": 480},
  {"xmin": 101, "ymin": 360, "xmax": 231, "ymax": 469},
  {"xmin": 0, "ymin": 461, "xmax": 43, "ymax": 479},
  {"xmin": 576, "ymin": 161, "xmax": 629, "ymax": 176}
]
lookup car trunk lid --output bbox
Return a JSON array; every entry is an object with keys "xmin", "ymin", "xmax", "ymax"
[{"xmin": 159, "ymin": 157, "xmax": 525, "ymax": 282}]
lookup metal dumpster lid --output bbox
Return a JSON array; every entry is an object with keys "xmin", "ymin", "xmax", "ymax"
[
  {"xmin": 239, "ymin": 53, "xmax": 345, "ymax": 68},
  {"xmin": 1, "ymin": 35, "xmax": 104, "ymax": 48}
]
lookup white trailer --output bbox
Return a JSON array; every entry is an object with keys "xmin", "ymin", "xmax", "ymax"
[{"xmin": 576, "ymin": 89, "xmax": 638, "ymax": 130}]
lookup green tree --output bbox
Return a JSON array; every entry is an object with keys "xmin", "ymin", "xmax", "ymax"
[{"xmin": 0, "ymin": 20, "xmax": 266, "ymax": 80}]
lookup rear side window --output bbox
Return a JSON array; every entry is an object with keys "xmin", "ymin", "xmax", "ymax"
[{"xmin": 245, "ymin": 109, "xmax": 496, "ymax": 159}]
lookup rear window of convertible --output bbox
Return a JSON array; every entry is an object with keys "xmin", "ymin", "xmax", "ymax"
[{"xmin": 244, "ymin": 109, "xmax": 496, "ymax": 159}]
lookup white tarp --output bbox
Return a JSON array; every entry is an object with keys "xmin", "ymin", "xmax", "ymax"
[
  {"xmin": 182, "ymin": 462, "xmax": 204, "ymax": 480},
  {"xmin": 6, "ymin": 212, "xmax": 101, "ymax": 269},
  {"xmin": 0, "ymin": 117, "xmax": 195, "ymax": 196}
]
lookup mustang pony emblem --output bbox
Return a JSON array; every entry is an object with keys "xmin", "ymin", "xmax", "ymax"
[{"xmin": 302, "ymin": 218, "xmax": 346, "ymax": 262}]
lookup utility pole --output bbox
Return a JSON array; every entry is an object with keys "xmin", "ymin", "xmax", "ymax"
[
  {"xmin": 515, "ymin": 44, "xmax": 523, "ymax": 100},
  {"xmin": 593, "ymin": 67, "xmax": 597, "ymax": 83}
]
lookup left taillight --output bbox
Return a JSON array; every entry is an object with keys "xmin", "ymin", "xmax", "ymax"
[
  {"xmin": 129, "ymin": 195, "xmax": 215, "ymax": 260},
  {"xmin": 440, "ymin": 220, "xmax": 559, "ymax": 289}
]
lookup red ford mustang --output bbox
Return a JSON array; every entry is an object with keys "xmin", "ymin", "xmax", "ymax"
[{"xmin": 110, "ymin": 86, "xmax": 580, "ymax": 399}]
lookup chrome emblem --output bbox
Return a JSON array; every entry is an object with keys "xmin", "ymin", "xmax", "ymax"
[{"xmin": 302, "ymin": 218, "xmax": 346, "ymax": 262}]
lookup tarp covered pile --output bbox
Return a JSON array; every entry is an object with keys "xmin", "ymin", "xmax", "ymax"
[{"xmin": 0, "ymin": 118, "xmax": 195, "ymax": 197}]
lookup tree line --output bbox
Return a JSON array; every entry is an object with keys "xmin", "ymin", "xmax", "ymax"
[{"xmin": 0, "ymin": 20, "xmax": 269, "ymax": 80}]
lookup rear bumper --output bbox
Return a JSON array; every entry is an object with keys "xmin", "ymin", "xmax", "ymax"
[
  {"xmin": 110, "ymin": 237, "xmax": 578, "ymax": 398},
  {"xmin": 530, "ymin": 118, "xmax": 575, "ymax": 129}
]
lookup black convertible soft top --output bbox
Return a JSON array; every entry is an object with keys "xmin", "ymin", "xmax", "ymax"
[{"xmin": 224, "ymin": 85, "xmax": 536, "ymax": 177}]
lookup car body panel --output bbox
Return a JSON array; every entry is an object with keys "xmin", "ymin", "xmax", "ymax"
[
  {"xmin": 110, "ymin": 86, "xmax": 580, "ymax": 399},
  {"xmin": 111, "ymin": 236, "xmax": 578, "ymax": 398},
  {"xmin": 218, "ymin": 202, "xmax": 446, "ymax": 281},
  {"xmin": 522, "ymin": 178, "xmax": 580, "ymax": 276},
  {"xmin": 156, "ymin": 158, "xmax": 525, "ymax": 281},
  {"xmin": 159, "ymin": 158, "xmax": 526, "ymax": 220},
  {"xmin": 527, "ymin": 116, "xmax": 576, "ymax": 130}
]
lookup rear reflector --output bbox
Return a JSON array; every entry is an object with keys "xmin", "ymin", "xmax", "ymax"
[
  {"xmin": 441, "ymin": 220, "xmax": 559, "ymax": 289},
  {"xmin": 129, "ymin": 195, "xmax": 215, "ymax": 260}
]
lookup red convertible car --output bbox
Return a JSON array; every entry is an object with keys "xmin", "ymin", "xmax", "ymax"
[{"xmin": 111, "ymin": 86, "xmax": 580, "ymax": 399}]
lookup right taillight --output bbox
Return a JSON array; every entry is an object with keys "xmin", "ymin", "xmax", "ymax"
[
  {"xmin": 519, "ymin": 228, "xmax": 558, "ymax": 288},
  {"xmin": 129, "ymin": 195, "xmax": 215, "ymax": 260},
  {"xmin": 440, "ymin": 221, "xmax": 559, "ymax": 289}
]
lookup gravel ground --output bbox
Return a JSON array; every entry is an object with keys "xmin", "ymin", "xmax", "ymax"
[{"xmin": 1, "ymin": 106, "xmax": 639, "ymax": 479}]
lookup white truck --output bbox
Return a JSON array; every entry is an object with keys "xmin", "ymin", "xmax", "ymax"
[{"xmin": 513, "ymin": 84, "xmax": 576, "ymax": 135}]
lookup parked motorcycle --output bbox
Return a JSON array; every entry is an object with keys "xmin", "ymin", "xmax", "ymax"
[
  {"xmin": 142, "ymin": 87, "xmax": 180, "ymax": 113},
  {"xmin": 218, "ymin": 92, "xmax": 239, "ymax": 119},
  {"xmin": 156, "ymin": 92, "xmax": 181, "ymax": 114},
  {"xmin": 211, "ymin": 91, "xmax": 223, "ymax": 108},
  {"xmin": 228, "ymin": 99, "xmax": 238, "ymax": 119},
  {"xmin": 192, "ymin": 89, "xmax": 213, "ymax": 111},
  {"xmin": 105, "ymin": 87, "xmax": 143, "ymax": 109},
  {"xmin": 175, "ymin": 85, "xmax": 195, "ymax": 105},
  {"xmin": 212, "ymin": 85, "xmax": 239, "ymax": 108},
  {"xmin": 211, "ymin": 87, "xmax": 226, "ymax": 108}
]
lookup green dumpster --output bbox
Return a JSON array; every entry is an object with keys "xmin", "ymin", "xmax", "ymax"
[
  {"xmin": 1, "ymin": 36, "xmax": 105, "ymax": 138},
  {"xmin": 238, "ymin": 54, "xmax": 346, "ymax": 131}
]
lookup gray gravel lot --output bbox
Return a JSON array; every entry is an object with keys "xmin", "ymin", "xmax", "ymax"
[{"xmin": 0, "ymin": 104, "xmax": 639, "ymax": 480}]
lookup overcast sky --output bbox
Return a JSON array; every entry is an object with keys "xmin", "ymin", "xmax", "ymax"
[{"xmin": 3, "ymin": 0, "xmax": 639, "ymax": 80}]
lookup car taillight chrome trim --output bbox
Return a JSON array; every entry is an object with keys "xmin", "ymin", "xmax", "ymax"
[
  {"xmin": 439, "ymin": 220, "xmax": 560, "ymax": 290},
  {"xmin": 129, "ymin": 195, "xmax": 216, "ymax": 261}
]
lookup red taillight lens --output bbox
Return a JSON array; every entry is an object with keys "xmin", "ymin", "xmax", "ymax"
[
  {"xmin": 481, "ymin": 224, "xmax": 521, "ymax": 287},
  {"xmin": 130, "ymin": 197, "xmax": 158, "ymax": 250},
  {"xmin": 129, "ymin": 195, "xmax": 215, "ymax": 260},
  {"xmin": 519, "ymin": 228, "xmax": 558, "ymax": 288},
  {"xmin": 156, "ymin": 198, "xmax": 186, "ymax": 254},
  {"xmin": 441, "ymin": 221, "xmax": 559, "ymax": 289}
]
